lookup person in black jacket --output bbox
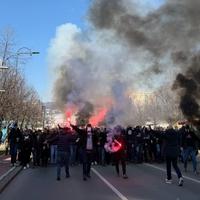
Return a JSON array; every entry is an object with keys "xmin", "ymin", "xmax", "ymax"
[
  {"xmin": 163, "ymin": 126, "xmax": 183, "ymax": 186},
  {"xmin": 0, "ymin": 128, "xmax": 2, "ymax": 144},
  {"xmin": 125, "ymin": 126, "xmax": 134, "ymax": 162},
  {"xmin": 8, "ymin": 122, "xmax": 21, "ymax": 166},
  {"xmin": 49, "ymin": 126, "xmax": 75, "ymax": 181},
  {"xmin": 70, "ymin": 123, "xmax": 97, "ymax": 181},
  {"xmin": 97, "ymin": 127, "xmax": 107, "ymax": 166},
  {"xmin": 181, "ymin": 125, "xmax": 200, "ymax": 174},
  {"xmin": 113, "ymin": 126, "xmax": 128, "ymax": 179},
  {"xmin": 21, "ymin": 131, "xmax": 32, "ymax": 169}
]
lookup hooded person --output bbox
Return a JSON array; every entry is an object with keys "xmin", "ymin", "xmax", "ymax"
[
  {"xmin": 163, "ymin": 125, "xmax": 183, "ymax": 186},
  {"xmin": 70, "ymin": 123, "xmax": 97, "ymax": 181},
  {"xmin": 181, "ymin": 125, "xmax": 200, "ymax": 174}
]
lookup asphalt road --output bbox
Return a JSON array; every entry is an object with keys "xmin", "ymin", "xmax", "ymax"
[{"xmin": 0, "ymin": 163, "xmax": 200, "ymax": 200}]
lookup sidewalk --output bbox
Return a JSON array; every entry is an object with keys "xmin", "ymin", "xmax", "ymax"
[
  {"xmin": 0, "ymin": 154, "xmax": 22, "ymax": 193},
  {"xmin": 0, "ymin": 155, "xmax": 12, "ymax": 177}
]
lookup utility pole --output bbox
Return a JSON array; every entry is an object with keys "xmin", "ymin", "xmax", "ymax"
[
  {"xmin": 0, "ymin": 62, "xmax": 8, "ymax": 93},
  {"xmin": 42, "ymin": 105, "xmax": 46, "ymax": 129}
]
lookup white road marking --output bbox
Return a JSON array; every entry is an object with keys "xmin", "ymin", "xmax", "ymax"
[
  {"xmin": 144, "ymin": 163, "xmax": 200, "ymax": 184},
  {"xmin": 4, "ymin": 157, "xmax": 11, "ymax": 161},
  {"xmin": 0, "ymin": 167, "xmax": 16, "ymax": 181},
  {"xmin": 92, "ymin": 168, "xmax": 130, "ymax": 200}
]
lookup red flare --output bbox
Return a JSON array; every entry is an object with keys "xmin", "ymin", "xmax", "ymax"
[
  {"xmin": 89, "ymin": 108, "xmax": 107, "ymax": 127},
  {"xmin": 65, "ymin": 106, "xmax": 76, "ymax": 127}
]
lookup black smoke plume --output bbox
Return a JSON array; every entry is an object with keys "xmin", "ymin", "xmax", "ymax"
[
  {"xmin": 173, "ymin": 55, "xmax": 200, "ymax": 125},
  {"xmin": 76, "ymin": 102, "xmax": 94, "ymax": 126}
]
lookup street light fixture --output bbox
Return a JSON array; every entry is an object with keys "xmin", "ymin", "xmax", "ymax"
[
  {"xmin": 15, "ymin": 47, "xmax": 40, "ymax": 67},
  {"xmin": 16, "ymin": 47, "xmax": 40, "ymax": 56},
  {"xmin": 1, "ymin": 47, "xmax": 40, "ymax": 66},
  {"xmin": 0, "ymin": 47, "xmax": 40, "ymax": 92},
  {"xmin": 31, "ymin": 51, "xmax": 40, "ymax": 55}
]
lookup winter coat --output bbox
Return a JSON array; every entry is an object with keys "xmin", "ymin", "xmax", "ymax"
[{"xmin": 163, "ymin": 128, "xmax": 180, "ymax": 158}]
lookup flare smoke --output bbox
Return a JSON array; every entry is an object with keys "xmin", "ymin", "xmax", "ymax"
[{"xmin": 48, "ymin": 0, "xmax": 200, "ymax": 126}]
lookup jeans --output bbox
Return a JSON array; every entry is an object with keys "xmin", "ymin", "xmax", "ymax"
[
  {"xmin": 57, "ymin": 151, "xmax": 70, "ymax": 178},
  {"xmin": 166, "ymin": 156, "xmax": 182, "ymax": 180},
  {"xmin": 183, "ymin": 147, "xmax": 197, "ymax": 171},
  {"xmin": 51, "ymin": 145, "xmax": 57, "ymax": 164},
  {"xmin": 135, "ymin": 144, "xmax": 143, "ymax": 163},
  {"xmin": 98, "ymin": 146, "xmax": 105, "ymax": 165},
  {"xmin": 70, "ymin": 144, "xmax": 77, "ymax": 165}
]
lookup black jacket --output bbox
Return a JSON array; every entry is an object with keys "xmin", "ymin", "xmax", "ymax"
[
  {"xmin": 70, "ymin": 124, "xmax": 97, "ymax": 150},
  {"xmin": 49, "ymin": 129, "xmax": 75, "ymax": 152},
  {"xmin": 163, "ymin": 128, "xmax": 180, "ymax": 158},
  {"xmin": 181, "ymin": 129, "xmax": 200, "ymax": 149}
]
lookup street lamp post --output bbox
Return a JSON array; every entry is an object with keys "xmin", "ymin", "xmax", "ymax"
[
  {"xmin": 42, "ymin": 105, "xmax": 46, "ymax": 129},
  {"xmin": 0, "ymin": 64, "xmax": 8, "ymax": 93},
  {"xmin": 15, "ymin": 47, "xmax": 40, "ymax": 68},
  {"xmin": 2, "ymin": 47, "xmax": 40, "ymax": 67},
  {"xmin": 0, "ymin": 47, "xmax": 39, "ymax": 92}
]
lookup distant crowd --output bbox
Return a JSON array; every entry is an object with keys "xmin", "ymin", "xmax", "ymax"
[
  {"xmin": 0, "ymin": 123, "xmax": 199, "ymax": 184},
  {"xmin": 1, "ymin": 123, "xmax": 199, "ymax": 169}
]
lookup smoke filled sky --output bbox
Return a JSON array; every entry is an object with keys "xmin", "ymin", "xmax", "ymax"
[
  {"xmin": 46, "ymin": 0, "xmax": 200, "ymax": 126},
  {"xmin": 0, "ymin": 0, "xmax": 164, "ymax": 102}
]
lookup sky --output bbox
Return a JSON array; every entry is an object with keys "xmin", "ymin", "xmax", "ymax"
[{"xmin": 0, "ymin": 0, "xmax": 164, "ymax": 102}]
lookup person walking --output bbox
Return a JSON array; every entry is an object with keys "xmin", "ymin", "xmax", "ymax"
[
  {"xmin": 181, "ymin": 125, "xmax": 200, "ymax": 174},
  {"xmin": 105, "ymin": 126, "xmax": 128, "ymax": 179},
  {"xmin": 21, "ymin": 131, "xmax": 32, "ymax": 169},
  {"xmin": 8, "ymin": 122, "xmax": 21, "ymax": 166},
  {"xmin": 163, "ymin": 126, "xmax": 183, "ymax": 186},
  {"xmin": 50, "ymin": 126, "xmax": 75, "ymax": 181},
  {"xmin": 70, "ymin": 123, "xmax": 97, "ymax": 181}
]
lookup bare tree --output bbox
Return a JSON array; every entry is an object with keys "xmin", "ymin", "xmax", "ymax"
[{"xmin": 0, "ymin": 28, "xmax": 43, "ymax": 129}]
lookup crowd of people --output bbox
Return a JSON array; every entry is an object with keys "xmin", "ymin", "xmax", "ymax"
[{"xmin": 0, "ymin": 122, "xmax": 200, "ymax": 186}]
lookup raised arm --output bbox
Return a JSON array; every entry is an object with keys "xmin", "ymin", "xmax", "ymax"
[{"xmin": 70, "ymin": 123, "xmax": 82, "ymax": 134}]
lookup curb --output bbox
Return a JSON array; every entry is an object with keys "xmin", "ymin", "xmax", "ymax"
[{"xmin": 0, "ymin": 166, "xmax": 23, "ymax": 193}]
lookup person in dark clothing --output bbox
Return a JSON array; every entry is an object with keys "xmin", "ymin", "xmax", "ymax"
[
  {"xmin": 8, "ymin": 123, "xmax": 21, "ymax": 166},
  {"xmin": 50, "ymin": 126, "xmax": 75, "ymax": 181},
  {"xmin": 0, "ymin": 128, "xmax": 2, "ymax": 144},
  {"xmin": 143, "ymin": 127, "xmax": 151, "ymax": 163},
  {"xmin": 163, "ymin": 126, "xmax": 183, "ymax": 186},
  {"xmin": 134, "ymin": 126, "xmax": 144, "ymax": 163},
  {"xmin": 41, "ymin": 140, "xmax": 49, "ymax": 167},
  {"xmin": 113, "ymin": 126, "xmax": 128, "ymax": 179},
  {"xmin": 31, "ymin": 131, "xmax": 42, "ymax": 167},
  {"xmin": 181, "ymin": 125, "xmax": 200, "ymax": 174},
  {"xmin": 70, "ymin": 123, "xmax": 97, "ymax": 181},
  {"xmin": 104, "ymin": 126, "xmax": 128, "ymax": 179},
  {"xmin": 125, "ymin": 127, "xmax": 134, "ymax": 162},
  {"xmin": 40, "ymin": 131, "xmax": 50, "ymax": 167},
  {"xmin": 97, "ymin": 128, "xmax": 107, "ymax": 166},
  {"xmin": 21, "ymin": 131, "xmax": 32, "ymax": 169}
]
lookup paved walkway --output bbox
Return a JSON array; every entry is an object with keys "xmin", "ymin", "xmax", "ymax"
[{"xmin": 0, "ymin": 155, "xmax": 11, "ymax": 178}]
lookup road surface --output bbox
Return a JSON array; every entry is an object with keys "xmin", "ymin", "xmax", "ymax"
[{"xmin": 0, "ymin": 163, "xmax": 200, "ymax": 200}]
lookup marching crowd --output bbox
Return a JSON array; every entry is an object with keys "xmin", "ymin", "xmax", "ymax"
[{"xmin": 0, "ymin": 122, "xmax": 200, "ymax": 186}]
